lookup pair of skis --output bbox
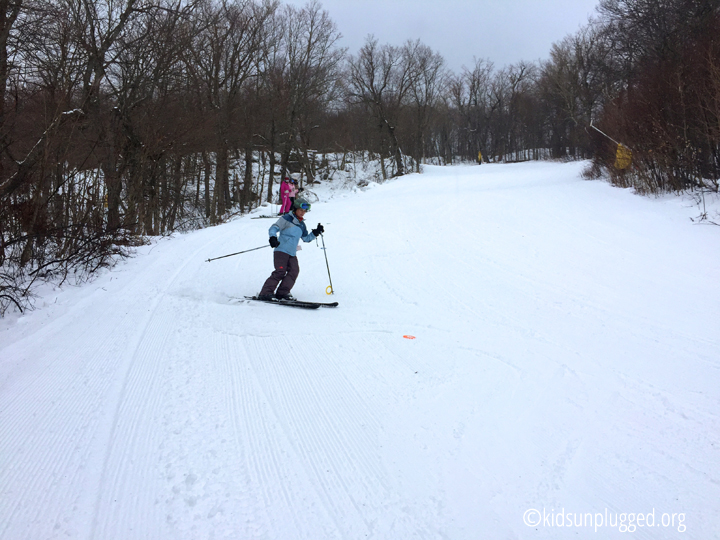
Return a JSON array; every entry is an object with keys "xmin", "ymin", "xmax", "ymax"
[{"xmin": 242, "ymin": 296, "xmax": 338, "ymax": 310}]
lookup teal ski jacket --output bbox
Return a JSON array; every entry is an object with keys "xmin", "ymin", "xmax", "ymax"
[{"xmin": 269, "ymin": 213, "xmax": 317, "ymax": 256}]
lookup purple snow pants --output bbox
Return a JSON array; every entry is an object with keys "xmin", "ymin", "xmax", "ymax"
[{"xmin": 260, "ymin": 251, "xmax": 300, "ymax": 297}]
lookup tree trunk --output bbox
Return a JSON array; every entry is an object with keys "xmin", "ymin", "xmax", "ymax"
[
  {"xmin": 214, "ymin": 146, "xmax": 228, "ymax": 220},
  {"xmin": 202, "ymin": 152, "xmax": 211, "ymax": 219},
  {"xmin": 243, "ymin": 145, "xmax": 253, "ymax": 212},
  {"xmin": 0, "ymin": 0, "xmax": 22, "ymax": 180},
  {"xmin": 103, "ymin": 161, "xmax": 122, "ymax": 231},
  {"xmin": 167, "ymin": 155, "xmax": 183, "ymax": 231},
  {"xmin": 386, "ymin": 123, "xmax": 404, "ymax": 176}
]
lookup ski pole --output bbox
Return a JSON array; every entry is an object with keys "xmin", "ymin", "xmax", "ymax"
[
  {"xmin": 320, "ymin": 232, "xmax": 334, "ymax": 294},
  {"xmin": 206, "ymin": 245, "xmax": 269, "ymax": 262}
]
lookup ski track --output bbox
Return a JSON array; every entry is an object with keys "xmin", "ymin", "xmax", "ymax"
[
  {"xmin": 216, "ymin": 332, "xmax": 302, "ymax": 539},
  {"xmin": 89, "ymin": 297, "xmax": 176, "ymax": 539},
  {"xmin": 239, "ymin": 333, "xmax": 387, "ymax": 537},
  {"xmin": 87, "ymin": 231, "xmax": 239, "ymax": 540},
  {"xmin": 0, "ymin": 228, "xmax": 231, "ymax": 540}
]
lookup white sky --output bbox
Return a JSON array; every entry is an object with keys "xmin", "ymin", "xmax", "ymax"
[{"xmin": 285, "ymin": 0, "xmax": 601, "ymax": 72}]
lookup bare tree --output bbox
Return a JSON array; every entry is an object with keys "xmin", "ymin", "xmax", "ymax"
[
  {"xmin": 348, "ymin": 36, "xmax": 414, "ymax": 177},
  {"xmin": 404, "ymin": 40, "xmax": 446, "ymax": 172},
  {"xmin": 109, "ymin": 0, "xmax": 200, "ymax": 234},
  {"xmin": 448, "ymin": 58, "xmax": 494, "ymax": 161},
  {"xmin": 276, "ymin": 0, "xmax": 344, "ymax": 183},
  {"xmin": 591, "ymin": 0, "xmax": 720, "ymax": 192},
  {"xmin": 185, "ymin": 0, "xmax": 276, "ymax": 221},
  {"xmin": 0, "ymin": 0, "xmax": 22, "ymax": 163}
]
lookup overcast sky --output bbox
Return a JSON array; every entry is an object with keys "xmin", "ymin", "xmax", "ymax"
[{"xmin": 284, "ymin": 0, "xmax": 601, "ymax": 73}]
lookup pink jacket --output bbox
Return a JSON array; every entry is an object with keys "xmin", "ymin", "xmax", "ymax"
[{"xmin": 280, "ymin": 180, "xmax": 292, "ymax": 212}]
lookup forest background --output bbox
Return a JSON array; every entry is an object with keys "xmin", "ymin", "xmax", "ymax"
[{"xmin": 1, "ymin": 0, "xmax": 719, "ymax": 313}]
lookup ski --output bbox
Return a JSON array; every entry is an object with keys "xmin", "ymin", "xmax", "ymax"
[
  {"xmin": 241, "ymin": 296, "xmax": 338, "ymax": 309},
  {"xmin": 265, "ymin": 297, "xmax": 338, "ymax": 308},
  {"xmin": 309, "ymin": 300, "xmax": 338, "ymax": 308},
  {"xmin": 243, "ymin": 296, "xmax": 319, "ymax": 309},
  {"xmin": 242, "ymin": 296, "xmax": 321, "ymax": 309}
]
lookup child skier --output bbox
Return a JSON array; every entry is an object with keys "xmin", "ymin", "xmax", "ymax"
[
  {"xmin": 279, "ymin": 177, "xmax": 293, "ymax": 214},
  {"xmin": 258, "ymin": 197, "xmax": 324, "ymax": 301},
  {"xmin": 288, "ymin": 177, "xmax": 299, "ymax": 210}
]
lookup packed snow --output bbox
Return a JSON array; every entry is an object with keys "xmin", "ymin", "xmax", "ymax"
[{"xmin": 1, "ymin": 161, "xmax": 719, "ymax": 539}]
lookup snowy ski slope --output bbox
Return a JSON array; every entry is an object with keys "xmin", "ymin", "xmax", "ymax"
[{"xmin": 1, "ymin": 161, "xmax": 718, "ymax": 539}]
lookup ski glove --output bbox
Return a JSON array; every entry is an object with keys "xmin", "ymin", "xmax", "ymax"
[
  {"xmin": 269, "ymin": 236, "xmax": 280, "ymax": 248},
  {"xmin": 312, "ymin": 224, "xmax": 324, "ymax": 236}
]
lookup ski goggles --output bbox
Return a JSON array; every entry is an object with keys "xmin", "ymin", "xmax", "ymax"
[{"xmin": 296, "ymin": 201, "xmax": 311, "ymax": 211}]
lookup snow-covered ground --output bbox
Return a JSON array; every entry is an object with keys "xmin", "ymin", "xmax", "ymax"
[{"xmin": 1, "ymin": 161, "xmax": 718, "ymax": 539}]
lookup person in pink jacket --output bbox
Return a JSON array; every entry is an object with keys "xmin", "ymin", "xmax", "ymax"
[
  {"xmin": 279, "ymin": 177, "xmax": 292, "ymax": 214},
  {"xmin": 288, "ymin": 178, "xmax": 299, "ymax": 209}
]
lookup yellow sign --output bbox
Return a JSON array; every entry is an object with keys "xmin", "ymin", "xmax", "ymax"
[{"xmin": 615, "ymin": 144, "xmax": 632, "ymax": 169}]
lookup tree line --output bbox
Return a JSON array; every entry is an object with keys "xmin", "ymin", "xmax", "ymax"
[{"xmin": 1, "ymin": 0, "xmax": 718, "ymax": 313}]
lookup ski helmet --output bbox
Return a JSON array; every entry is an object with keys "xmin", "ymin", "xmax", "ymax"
[{"xmin": 293, "ymin": 197, "xmax": 311, "ymax": 211}]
